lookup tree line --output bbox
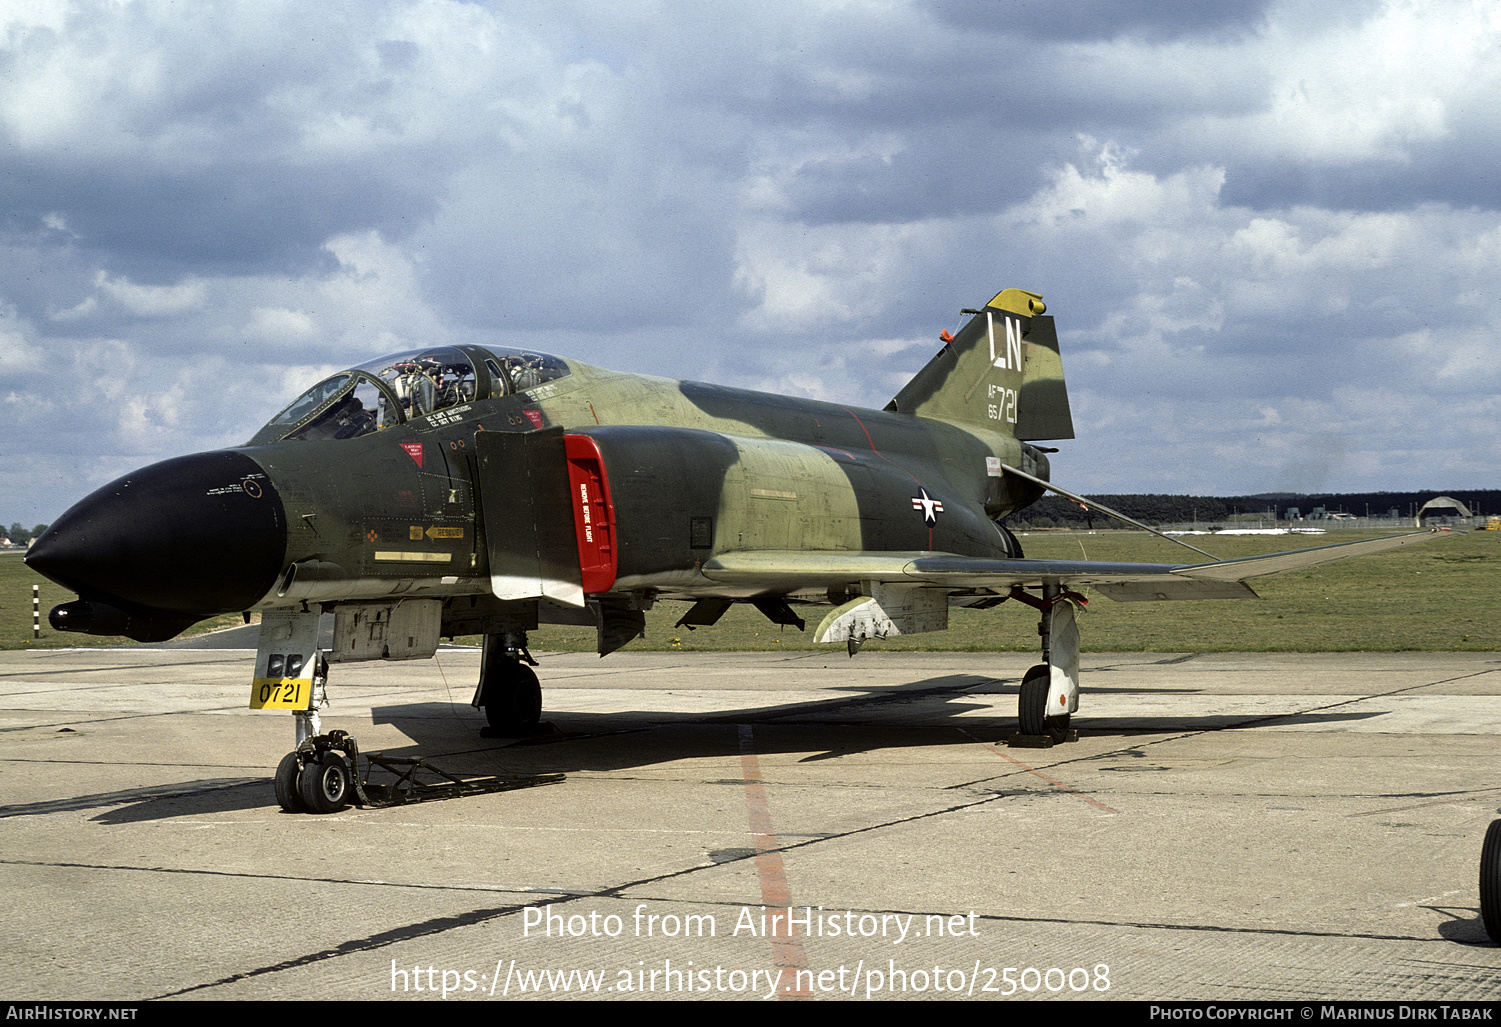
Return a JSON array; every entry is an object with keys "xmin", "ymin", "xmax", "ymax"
[
  {"xmin": 3, "ymin": 523, "xmax": 48, "ymax": 547},
  {"xmin": 1007, "ymin": 490, "xmax": 1501, "ymax": 529}
]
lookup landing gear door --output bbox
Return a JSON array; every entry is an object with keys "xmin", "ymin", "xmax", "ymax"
[
  {"xmin": 250, "ymin": 608, "xmax": 322, "ymax": 709},
  {"xmin": 1045, "ymin": 599, "xmax": 1081, "ymax": 715},
  {"xmin": 474, "ymin": 428, "xmax": 585, "ymax": 608},
  {"xmin": 328, "ymin": 600, "xmax": 441, "ymax": 663}
]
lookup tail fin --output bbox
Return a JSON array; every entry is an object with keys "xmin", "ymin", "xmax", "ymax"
[{"xmin": 886, "ymin": 288, "xmax": 1074, "ymax": 440}]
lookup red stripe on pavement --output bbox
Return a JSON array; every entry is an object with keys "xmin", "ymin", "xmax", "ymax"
[{"xmin": 739, "ymin": 724, "xmax": 812, "ymax": 999}]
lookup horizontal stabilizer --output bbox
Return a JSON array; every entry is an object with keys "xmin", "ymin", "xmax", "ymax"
[
  {"xmin": 1172, "ymin": 529, "xmax": 1458, "ymax": 581},
  {"xmin": 1090, "ymin": 578, "xmax": 1257, "ymax": 601}
]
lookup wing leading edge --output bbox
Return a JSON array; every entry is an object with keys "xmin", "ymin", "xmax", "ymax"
[{"xmin": 700, "ymin": 529, "xmax": 1455, "ymax": 603}]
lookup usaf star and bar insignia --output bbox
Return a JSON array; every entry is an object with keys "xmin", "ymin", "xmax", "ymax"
[{"xmin": 911, "ymin": 487, "xmax": 944, "ymax": 525}]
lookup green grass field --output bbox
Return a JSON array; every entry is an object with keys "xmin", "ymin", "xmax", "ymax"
[
  {"xmin": 4, "ymin": 527, "xmax": 1495, "ymax": 653},
  {"xmin": 0, "ymin": 552, "xmax": 245, "ymax": 650}
]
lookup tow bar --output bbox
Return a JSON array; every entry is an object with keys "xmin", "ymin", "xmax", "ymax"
[{"xmin": 273, "ymin": 730, "xmax": 565, "ymax": 814}]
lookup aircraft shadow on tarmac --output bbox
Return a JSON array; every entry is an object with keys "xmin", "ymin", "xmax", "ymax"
[
  {"xmin": 3, "ymin": 674, "xmax": 1385, "ymax": 826},
  {"xmin": 1431, "ymin": 907, "xmax": 1494, "ymax": 946},
  {"xmin": 354, "ymin": 672, "xmax": 1390, "ymax": 777},
  {"xmin": 0, "ymin": 778, "xmax": 271, "ymax": 825}
]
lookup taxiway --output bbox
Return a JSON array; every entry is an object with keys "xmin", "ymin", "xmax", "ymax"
[{"xmin": 2, "ymin": 645, "xmax": 1499, "ymax": 1001}]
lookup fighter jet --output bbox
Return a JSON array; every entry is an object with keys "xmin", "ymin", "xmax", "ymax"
[{"xmin": 25, "ymin": 287, "xmax": 1449, "ymax": 810}]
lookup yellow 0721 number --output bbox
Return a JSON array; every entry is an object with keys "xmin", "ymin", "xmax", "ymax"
[{"xmin": 249, "ymin": 678, "xmax": 310, "ymax": 710}]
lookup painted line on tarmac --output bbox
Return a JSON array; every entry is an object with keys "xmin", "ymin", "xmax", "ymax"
[
  {"xmin": 959, "ymin": 727, "xmax": 1120, "ymax": 814},
  {"xmin": 738, "ymin": 723, "xmax": 812, "ymax": 1000}
]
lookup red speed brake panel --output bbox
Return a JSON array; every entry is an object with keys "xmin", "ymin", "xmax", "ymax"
[{"xmin": 563, "ymin": 434, "xmax": 617, "ymax": 594}]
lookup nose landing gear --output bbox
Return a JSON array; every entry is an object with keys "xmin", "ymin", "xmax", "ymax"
[
  {"xmin": 273, "ymin": 732, "xmax": 356, "ymax": 814},
  {"xmin": 259, "ymin": 611, "xmax": 561, "ymax": 814},
  {"xmin": 272, "ymin": 730, "xmax": 565, "ymax": 814}
]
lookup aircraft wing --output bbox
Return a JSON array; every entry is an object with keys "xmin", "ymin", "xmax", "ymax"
[{"xmin": 700, "ymin": 529, "xmax": 1455, "ymax": 603}]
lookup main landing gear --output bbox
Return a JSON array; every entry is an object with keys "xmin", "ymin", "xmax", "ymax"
[
  {"xmin": 1007, "ymin": 582, "xmax": 1084, "ymax": 748},
  {"xmin": 1018, "ymin": 664, "xmax": 1069, "ymax": 743},
  {"xmin": 1481, "ymin": 820, "xmax": 1501, "ymax": 942},
  {"xmin": 474, "ymin": 631, "xmax": 543, "ymax": 736}
]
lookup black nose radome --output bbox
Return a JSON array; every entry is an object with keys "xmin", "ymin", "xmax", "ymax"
[{"xmin": 26, "ymin": 450, "xmax": 287, "ymax": 619}]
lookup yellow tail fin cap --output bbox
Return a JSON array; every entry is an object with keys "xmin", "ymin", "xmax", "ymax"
[{"xmin": 987, "ymin": 289, "xmax": 1045, "ymax": 317}]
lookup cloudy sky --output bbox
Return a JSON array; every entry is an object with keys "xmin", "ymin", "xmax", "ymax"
[{"xmin": 3, "ymin": 0, "xmax": 1499, "ymax": 526}]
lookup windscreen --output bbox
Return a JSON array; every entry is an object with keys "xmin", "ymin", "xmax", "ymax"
[{"xmin": 251, "ymin": 346, "xmax": 570, "ymax": 444}]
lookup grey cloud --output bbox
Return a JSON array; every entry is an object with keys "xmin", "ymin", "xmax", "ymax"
[
  {"xmin": 0, "ymin": 156, "xmax": 430, "ymax": 281},
  {"xmin": 1223, "ymin": 145, "xmax": 1501, "ymax": 212},
  {"xmin": 2, "ymin": 0, "xmax": 1500, "ymax": 527},
  {"xmin": 920, "ymin": 0, "xmax": 1281, "ymax": 42}
]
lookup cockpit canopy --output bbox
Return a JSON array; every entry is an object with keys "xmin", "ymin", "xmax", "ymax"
[{"xmin": 249, "ymin": 346, "xmax": 570, "ymax": 444}]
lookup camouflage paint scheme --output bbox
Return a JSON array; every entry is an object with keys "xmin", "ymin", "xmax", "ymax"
[
  {"xmin": 243, "ymin": 289, "xmax": 1070, "ymax": 648},
  {"xmin": 26, "ymin": 286, "xmax": 1450, "ymax": 704}
]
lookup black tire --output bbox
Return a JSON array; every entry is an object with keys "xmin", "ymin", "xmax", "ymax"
[
  {"xmin": 274, "ymin": 752, "xmax": 306, "ymax": 813},
  {"xmin": 1018, "ymin": 664, "xmax": 1069, "ymax": 742},
  {"xmin": 1481, "ymin": 819, "xmax": 1501, "ymax": 942},
  {"xmin": 298, "ymin": 754, "xmax": 351, "ymax": 814},
  {"xmin": 482, "ymin": 659, "xmax": 542, "ymax": 734},
  {"xmin": 997, "ymin": 524, "xmax": 1024, "ymax": 559}
]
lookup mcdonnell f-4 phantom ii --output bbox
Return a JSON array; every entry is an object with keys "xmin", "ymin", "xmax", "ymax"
[{"xmin": 25, "ymin": 287, "xmax": 1451, "ymax": 812}]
